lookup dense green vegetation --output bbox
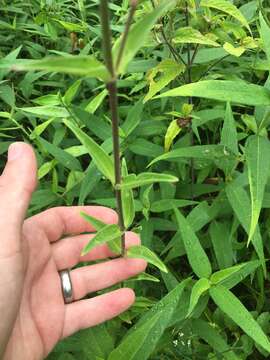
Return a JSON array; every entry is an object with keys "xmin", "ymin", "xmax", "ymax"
[{"xmin": 2, "ymin": 0, "xmax": 270, "ymax": 358}]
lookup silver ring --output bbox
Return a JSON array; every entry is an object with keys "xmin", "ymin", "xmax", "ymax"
[{"xmin": 59, "ymin": 269, "xmax": 74, "ymax": 304}]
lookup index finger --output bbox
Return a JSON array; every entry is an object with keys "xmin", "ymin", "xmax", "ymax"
[{"xmin": 23, "ymin": 206, "xmax": 118, "ymax": 242}]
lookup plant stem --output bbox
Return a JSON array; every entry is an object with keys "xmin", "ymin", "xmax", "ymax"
[
  {"xmin": 107, "ymin": 81, "xmax": 126, "ymax": 255},
  {"xmin": 100, "ymin": 0, "xmax": 125, "ymax": 256},
  {"xmin": 115, "ymin": 0, "xmax": 137, "ymax": 72},
  {"xmin": 100, "ymin": 0, "xmax": 115, "ymax": 78}
]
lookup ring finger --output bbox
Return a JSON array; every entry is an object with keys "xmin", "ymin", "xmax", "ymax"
[{"xmin": 70, "ymin": 257, "xmax": 147, "ymax": 300}]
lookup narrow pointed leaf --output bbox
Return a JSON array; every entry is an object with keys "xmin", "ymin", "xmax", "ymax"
[
  {"xmin": 245, "ymin": 136, "xmax": 270, "ymax": 244},
  {"xmin": 113, "ymin": 0, "xmax": 176, "ymax": 74},
  {"xmin": 127, "ymin": 245, "xmax": 167, "ymax": 273},
  {"xmin": 173, "ymin": 27, "xmax": 219, "ymax": 46},
  {"xmin": 80, "ymin": 211, "xmax": 107, "ymax": 231},
  {"xmin": 187, "ymin": 278, "xmax": 210, "ymax": 317},
  {"xmin": 81, "ymin": 224, "xmax": 122, "ymax": 256},
  {"xmin": 210, "ymin": 285, "xmax": 270, "ymax": 353},
  {"xmin": 192, "ymin": 319, "xmax": 239, "ymax": 360},
  {"xmin": 64, "ymin": 119, "xmax": 115, "ymax": 184},
  {"xmin": 221, "ymin": 102, "xmax": 238, "ymax": 155},
  {"xmin": 201, "ymin": 0, "xmax": 250, "ymax": 31},
  {"xmin": 174, "ymin": 207, "xmax": 212, "ymax": 278},
  {"xmin": 108, "ymin": 279, "xmax": 189, "ymax": 360},
  {"xmin": 116, "ymin": 172, "xmax": 178, "ymax": 190},
  {"xmin": 122, "ymin": 159, "xmax": 135, "ymax": 228},
  {"xmin": 156, "ymin": 81, "xmax": 270, "ymax": 106},
  {"xmin": 210, "ymin": 260, "xmax": 261, "ymax": 289},
  {"xmin": 2, "ymin": 56, "xmax": 110, "ymax": 81},
  {"xmin": 148, "ymin": 144, "xmax": 233, "ymax": 166}
]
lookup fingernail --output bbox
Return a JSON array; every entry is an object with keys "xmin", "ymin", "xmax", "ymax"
[{"xmin": 8, "ymin": 142, "xmax": 25, "ymax": 161}]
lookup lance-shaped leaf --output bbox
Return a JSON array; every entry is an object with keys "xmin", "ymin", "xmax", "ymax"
[
  {"xmin": 38, "ymin": 137, "xmax": 82, "ymax": 172},
  {"xmin": 221, "ymin": 103, "xmax": 238, "ymax": 155},
  {"xmin": 0, "ymin": 56, "xmax": 110, "ymax": 82},
  {"xmin": 155, "ymin": 80, "xmax": 270, "ymax": 106},
  {"xmin": 200, "ymin": 0, "xmax": 250, "ymax": 32},
  {"xmin": 260, "ymin": 12, "xmax": 270, "ymax": 64},
  {"xmin": 174, "ymin": 207, "xmax": 212, "ymax": 278},
  {"xmin": 108, "ymin": 279, "xmax": 189, "ymax": 360},
  {"xmin": 144, "ymin": 59, "xmax": 185, "ymax": 103},
  {"xmin": 226, "ymin": 183, "xmax": 266, "ymax": 275},
  {"xmin": 149, "ymin": 144, "xmax": 232, "ymax": 167},
  {"xmin": 121, "ymin": 159, "xmax": 135, "ymax": 229},
  {"xmin": 80, "ymin": 211, "xmax": 107, "ymax": 231},
  {"xmin": 210, "ymin": 260, "xmax": 261, "ymax": 289},
  {"xmin": 113, "ymin": 0, "xmax": 176, "ymax": 74},
  {"xmin": 187, "ymin": 278, "xmax": 210, "ymax": 317},
  {"xmin": 173, "ymin": 27, "xmax": 219, "ymax": 47},
  {"xmin": 192, "ymin": 319, "xmax": 239, "ymax": 360},
  {"xmin": 164, "ymin": 119, "xmax": 182, "ymax": 152},
  {"xmin": 245, "ymin": 135, "xmax": 270, "ymax": 244},
  {"xmin": 64, "ymin": 119, "xmax": 115, "ymax": 184},
  {"xmin": 127, "ymin": 245, "xmax": 167, "ymax": 273},
  {"xmin": 116, "ymin": 172, "xmax": 178, "ymax": 190},
  {"xmin": 81, "ymin": 224, "xmax": 122, "ymax": 256},
  {"xmin": 210, "ymin": 285, "xmax": 270, "ymax": 353},
  {"xmin": 150, "ymin": 199, "xmax": 197, "ymax": 212}
]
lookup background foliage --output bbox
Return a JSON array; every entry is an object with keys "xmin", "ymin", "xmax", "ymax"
[{"xmin": 1, "ymin": 0, "xmax": 270, "ymax": 358}]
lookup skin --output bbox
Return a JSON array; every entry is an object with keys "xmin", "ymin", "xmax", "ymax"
[{"xmin": 0, "ymin": 142, "xmax": 147, "ymax": 360}]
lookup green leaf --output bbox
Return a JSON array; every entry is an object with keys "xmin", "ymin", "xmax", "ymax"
[
  {"xmin": 81, "ymin": 224, "xmax": 122, "ymax": 256},
  {"xmin": 116, "ymin": 172, "xmax": 178, "ymax": 190},
  {"xmin": 192, "ymin": 319, "xmax": 239, "ymax": 360},
  {"xmin": 20, "ymin": 106, "xmax": 69, "ymax": 118},
  {"xmin": 127, "ymin": 245, "xmax": 167, "ymax": 273},
  {"xmin": 226, "ymin": 183, "xmax": 266, "ymax": 275},
  {"xmin": 85, "ymin": 89, "xmax": 108, "ymax": 114},
  {"xmin": 121, "ymin": 159, "xmax": 135, "ymax": 228},
  {"xmin": 260, "ymin": 12, "xmax": 270, "ymax": 65},
  {"xmin": 38, "ymin": 137, "xmax": 82, "ymax": 172},
  {"xmin": 201, "ymin": 0, "xmax": 250, "ymax": 31},
  {"xmin": 210, "ymin": 285, "xmax": 270, "ymax": 353},
  {"xmin": 174, "ymin": 207, "xmax": 212, "ymax": 278},
  {"xmin": 80, "ymin": 211, "xmax": 107, "ymax": 231},
  {"xmin": 156, "ymin": 80, "xmax": 270, "ymax": 106},
  {"xmin": 245, "ymin": 136, "xmax": 270, "ymax": 244},
  {"xmin": 64, "ymin": 119, "xmax": 115, "ymax": 184},
  {"xmin": 210, "ymin": 260, "xmax": 261, "ymax": 289},
  {"xmin": 150, "ymin": 199, "xmax": 197, "ymax": 212},
  {"xmin": 144, "ymin": 59, "xmax": 185, "ymax": 103},
  {"xmin": 63, "ymin": 80, "xmax": 82, "ymax": 105},
  {"xmin": 173, "ymin": 27, "xmax": 219, "ymax": 47},
  {"xmin": 4, "ymin": 56, "xmax": 110, "ymax": 81},
  {"xmin": 223, "ymin": 42, "xmax": 245, "ymax": 57},
  {"xmin": 149, "ymin": 144, "xmax": 232, "ymax": 166},
  {"xmin": 164, "ymin": 119, "xmax": 182, "ymax": 152},
  {"xmin": 122, "ymin": 98, "xmax": 144, "ymax": 136},
  {"xmin": 187, "ymin": 278, "xmax": 210, "ymax": 317},
  {"xmin": 221, "ymin": 103, "xmax": 238, "ymax": 155},
  {"xmin": 108, "ymin": 279, "xmax": 189, "ymax": 360},
  {"xmin": 209, "ymin": 221, "xmax": 233, "ymax": 269},
  {"xmin": 112, "ymin": 0, "xmax": 176, "ymax": 74}
]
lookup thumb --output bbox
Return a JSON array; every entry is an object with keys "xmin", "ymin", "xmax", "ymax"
[{"xmin": 0, "ymin": 142, "xmax": 37, "ymax": 257}]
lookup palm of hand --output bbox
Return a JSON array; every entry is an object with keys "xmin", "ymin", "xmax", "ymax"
[{"xmin": 4, "ymin": 206, "xmax": 145, "ymax": 360}]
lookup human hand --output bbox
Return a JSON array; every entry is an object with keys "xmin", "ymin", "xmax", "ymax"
[{"xmin": 0, "ymin": 142, "xmax": 147, "ymax": 360}]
